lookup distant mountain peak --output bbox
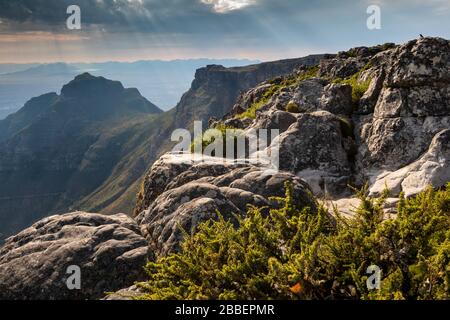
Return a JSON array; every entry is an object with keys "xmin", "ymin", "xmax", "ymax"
[{"xmin": 61, "ymin": 73, "xmax": 125, "ymax": 99}]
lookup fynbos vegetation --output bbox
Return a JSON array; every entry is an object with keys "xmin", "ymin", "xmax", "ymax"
[{"xmin": 137, "ymin": 183, "xmax": 450, "ymax": 300}]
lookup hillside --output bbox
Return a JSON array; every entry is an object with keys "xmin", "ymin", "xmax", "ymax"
[
  {"xmin": 0, "ymin": 59, "xmax": 259, "ymax": 120},
  {"xmin": 0, "ymin": 73, "xmax": 162, "ymax": 238}
]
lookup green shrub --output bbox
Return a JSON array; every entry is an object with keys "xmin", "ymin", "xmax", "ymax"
[
  {"xmin": 286, "ymin": 102, "xmax": 301, "ymax": 114},
  {"xmin": 190, "ymin": 123, "xmax": 243, "ymax": 154},
  {"xmin": 136, "ymin": 183, "xmax": 450, "ymax": 300},
  {"xmin": 236, "ymin": 65, "xmax": 319, "ymax": 120},
  {"xmin": 334, "ymin": 63, "xmax": 373, "ymax": 109},
  {"xmin": 136, "ymin": 183, "xmax": 332, "ymax": 300},
  {"xmin": 236, "ymin": 98, "xmax": 269, "ymax": 120},
  {"xmin": 296, "ymin": 65, "xmax": 320, "ymax": 83}
]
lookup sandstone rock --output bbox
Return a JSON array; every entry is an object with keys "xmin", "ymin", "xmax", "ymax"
[
  {"xmin": 0, "ymin": 212, "xmax": 149, "ymax": 300},
  {"xmin": 275, "ymin": 111, "xmax": 352, "ymax": 197},
  {"xmin": 251, "ymin": 109, "xmax": 298, "ymax": 133},
  {"xmin": 104, "ymin": 285, "xmax": 143, "ymax": 300},
  {"xmin": 137, "ymin": 182, "xmax": 241, "ymax": 255},
  {"xmin": 216, "ymin": 37, "xmax": 450, "ymax": 200},
  {"xmin": 319, "ymin": 56, "xmax": 369, "ymax": 79},
  {"xmin": 355, "ymin": 38, "xmax": 450, "ymax": 187},
  {"xmin": 357, "ymin": 116, "xmax": 450, "ymax": 173},
  {"xmin": 135, "ymin": 154, "xmax": 316, "ymax": 256},
  {"xmin": 369, "ymin": 129, "xmax": 450, "ymax": 197},
  {"xmin": 319, "ymin": 83, "xmax": 353, "ymax": 115},
  {"xmin": 383, "ymin": 37, "xmax": 450, "ymax": 87},
  {"xmin": 291, "ymin": 78, "xmax": 328, "ymax": 112}
]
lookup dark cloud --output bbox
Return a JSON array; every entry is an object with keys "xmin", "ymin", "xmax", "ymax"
[
  {"xmin": 0, "ymin": 0, "xmax": 357, "ymax": 35},
  {"xmin": 0, "ymin": 0, "xmax": 448, "ymax": 62}
]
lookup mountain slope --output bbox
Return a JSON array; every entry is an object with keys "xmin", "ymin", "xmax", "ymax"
[
  {"xmin": 0, "ymin": 73, "xmax": 162, "ymax": 238},
  {"xmin": 1, "ymin": 38, "xmax": 449, "ymax": 300},
  {"xmin": 134, "ymin": 36, "xmax": 450, "ymax": 256}
]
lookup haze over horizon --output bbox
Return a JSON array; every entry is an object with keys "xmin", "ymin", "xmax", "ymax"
[{"xmin": 1, "ymin": 0, "xmax": 449, "ymax": 63}]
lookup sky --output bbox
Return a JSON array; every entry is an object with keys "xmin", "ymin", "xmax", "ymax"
[{"xmin": 0, "ymin": 0, "xmax": 449, "ymax": 63}]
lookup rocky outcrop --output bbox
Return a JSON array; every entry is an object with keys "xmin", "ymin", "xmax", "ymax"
[
  {"xmin": 132, "ymin": 37, "xmax": 449, "ymax": 260},
  {"xmin": 354, "ymin": 37, "xmax": 450, "ymax": 196},
  {"xmin": 369, "ymin": 129, "xmax": 450, "ymax": 197},
  {"xmin": 0, "ymin": 212, "xmax": 149, "ymax": 300},
  {"xmin": 218, "ymin": 37, "xmax": 449, "ymax": 199},
  {"xmin": 135, "ymin": 154, "xmax": 316, "ymax": 256},
  {"xmin": 276, "ymin": 111, "xmax": 353, "ymax": 197},
  {"xmin": 174, "ymin": 55, "xmax": 329, "ymax": 127},
  {"xmin": 0, "ymin": 57, "xmax": 327, "ymax": 241}
]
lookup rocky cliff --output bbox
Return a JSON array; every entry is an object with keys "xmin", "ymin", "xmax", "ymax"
[
  {"xmin": 216, "ymin": 37, "xmax": 450, "ymax": 200},
  {"xmin": 0, "ymin": 38, "xmax": 448, "ymax": 300},
  {"xmin": 0, "ymin": 56, "xmax": 325, "ymax": 241},
  {"xmin": 173, "ymin": 56, "xmax": 329, "ymax": 128},
  {"xmin": 130, "ymin": 36, "xmax": 449, "ymax": 277}
]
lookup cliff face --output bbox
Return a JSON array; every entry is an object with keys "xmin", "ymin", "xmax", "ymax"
[{"xmin": 173, "ymin": 55, "xmax": 329, "ymax": 128}]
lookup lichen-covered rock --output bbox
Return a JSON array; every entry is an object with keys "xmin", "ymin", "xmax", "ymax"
[
  {"xmin": 369, "ymin": 129, "xmax": 450, "ymax": 197},
  {"xmin": 382, "ymin": 37, "xmax": 450, "ymax": 87},
  {"xmin": 217, "ymin": 37, "xmax": 449, "ymax": 199},
  {"xmin": 250, "ymin": 109, "xmax": 298, "ymax": 133},
  {"xmin": 356, "ymin": 116, "xmax": 450, "ymax": 172},
  {"xmin": 291, "ymin": 78, "xmax": 329, "ymax": 112},
  {"xmin": 319, "ymin": 83, "xmax": 353, "ymax": 115},
  {"xmin": 135, "ymin": 154, "xmax": 316, "ymax": 256},
  {"xmin": 275, "ymin": 111, "xmax": 352, "ymax": 197},
  {"xmin": 355, "ymin": 37, "xmax": 450, "ymax": 188},
  {"xmin": 0, "ymin": 212, "xmax": 149, "ymax": 300}
]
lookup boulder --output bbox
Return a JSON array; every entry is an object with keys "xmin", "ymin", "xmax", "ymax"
[
  {"xmin": 135, "ymin": 154, "xmax": 317, "ymax": 256},
  {"xmin": 356, "ymin": 38, "xmax": 450, "ymax": 188},
  {"xmin": 276, "ymin": 111, "xmax": 352, "ymax": 197},
  {"xmin": 319, "ymin": 83, "xmax": 353, "ymax": 115},
  {"xmin": 369, "ymin": 129, "xmax": 450, "ymax": 197},
  {"xmin": 0, "ymin": 212, "xmax": 149, "ymax": 300}
]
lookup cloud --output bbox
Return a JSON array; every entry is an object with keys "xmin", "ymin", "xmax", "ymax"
[
  {"xmin": 200, "ymin": 0, "xmax": 256, "ymax": 13},
  {"xmin": 0, "ymin": 32, "xmax": 89, "ymax": 43},
  {"xmin": 0, "ymin": 0, "xmax": 449, "ymax": 63}
]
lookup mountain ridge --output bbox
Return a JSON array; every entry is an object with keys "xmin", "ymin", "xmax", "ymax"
[{"xmin": 0, "ymin": 74, "xmax": 162, "ymax": 238}]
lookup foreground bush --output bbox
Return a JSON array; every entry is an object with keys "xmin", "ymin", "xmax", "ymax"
[{"xmin": 137, "ymin": 184, "xmax": 450, "ymax": 300}]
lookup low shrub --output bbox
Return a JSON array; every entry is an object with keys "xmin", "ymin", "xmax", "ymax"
[
  {"xmin": 136, "ymin": 183, "xmax": 450, "ymax": 300},
  {"xmin": 334, "ymin": 62, "xmax": 373, "ymax": 108},
  {"xmin": 236, "ymin": 65, "xmax": 319, "ymax": 120},
  {"xmin": 286, "ymin": 102, "xmax": 301, "ymax": 113}
]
